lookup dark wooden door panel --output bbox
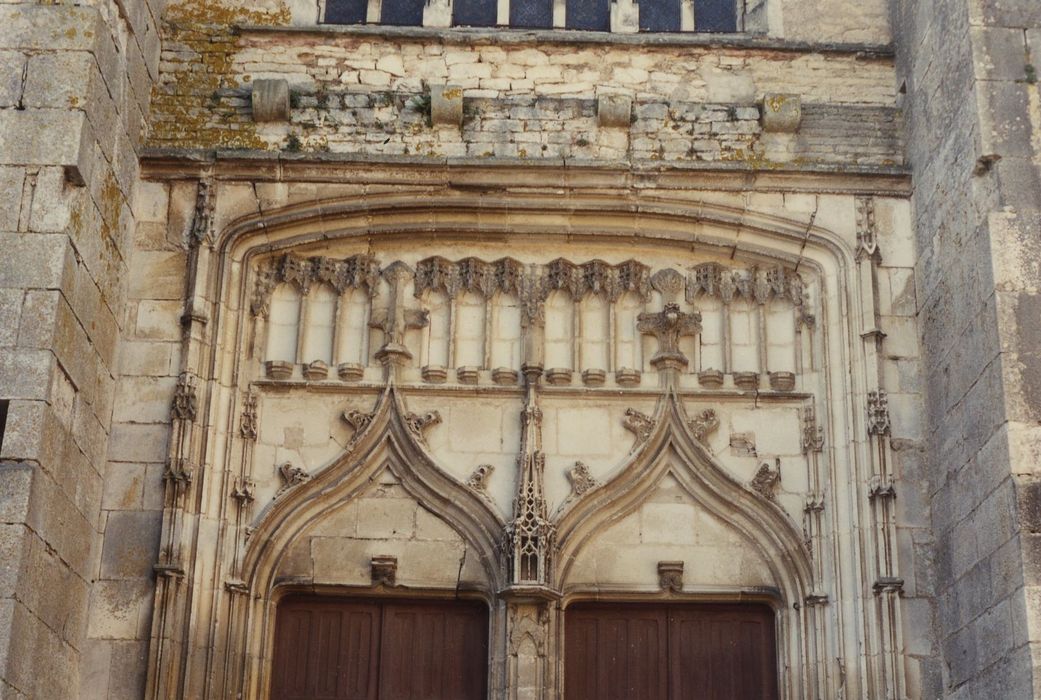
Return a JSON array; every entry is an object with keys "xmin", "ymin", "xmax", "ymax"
[
  {"xmin": 272, "ymin": 600, "xmax": 380, "ymax": 700},
  {"xmin": 379, "ymin": 601, "xmax": 488, "ymax": 700},
  {"xmin": 272, "ymin": 598, "xmax": 487, "ymax": 700},
  {"xmin": 566, "ymin": 606, "xmax": 668, "ymax": 700},
  {"xmin": 565, "ymin": 603, "xmax": 778, "ymax": 700}
]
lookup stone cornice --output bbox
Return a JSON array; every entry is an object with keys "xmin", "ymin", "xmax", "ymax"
[
  {"xmin": 139, "ymin": 148, "xmax": 912, "ymax": 196},
  {"xmin": 231, "ymin": 23, "xmax": 895, "ymax": 58}
]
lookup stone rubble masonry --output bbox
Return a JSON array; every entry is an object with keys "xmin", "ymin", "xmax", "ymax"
[
  {"xmin": 149, "ymin": 25, "xmax": 902, "ymax": 166},
  {"xmin": 0, "ymin": 0, "xmax": 167, "ymax": 698},
  {"xmin": 892, "ymin": 0, "xmax": 1041, "ymax": 697}
]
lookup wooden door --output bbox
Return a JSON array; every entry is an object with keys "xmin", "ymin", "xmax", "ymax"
[
  {"xmin": 271, "ymin": 597, "xmax": 488, "ymax": 700},
  {"xmin": 565, "ymin": 603, "xmax": 778, "ymax": 700}
]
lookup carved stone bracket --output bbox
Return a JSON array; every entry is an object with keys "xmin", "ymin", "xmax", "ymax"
[
  {"xmin": 804, "ymin": 592, "xmax": 830, "ymax": 607},
  {"xmin": 872, "ymin": 577, "xmax": 904, "ymax": 595},
  {"xmin": 804, "ymin": 493, "xmax": 825, "ymax": 513},
  {"xmin": 623, "ymin": 408, "xmax": 656, "ymax": 450},
  {"xmin": 232, "ymin": 478, "xmax": 256, "ymax": 505},
  {"xmin": 749, "ymin": 459, "xmax": 782, "ymax": 501},
  {"xmin": 371, "ymin": 555, "xmax": 398, "ymax": 587},
  {"xmin": 688, "ymin": 408, "xmax": 720, "ymax": 444},
  {"xmin": 867, "ymin": 389, "xmax": 891, "ymax": 436},
  {"xmin": 658, "ymin": 561, "xmax": 684, "ymax": 592},
  {"xmin": 164, "ymin": 458, "xmax": 194, "ymax": 489},
  {"xmin": 276, "ymin": 462, "xmax": 311, "ymax": 496},
  {"xmin": 868, "ymin": 474, "xmax": 896, "ymax": 501}
]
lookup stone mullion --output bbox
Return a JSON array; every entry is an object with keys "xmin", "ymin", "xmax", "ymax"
[
  {"xmin": 332, "ymin": 290, "xmax": 349, "ymax": 365},
  {"xmin": 483, "ymin": 292, "xmax": 495, "ymax": 369},
  {"xmin": 721, "ymin": 299, "xmax": 732, "ymax": 374},
  {"xmin": 295, "ymin": 293, "xmax": 311, "ymax": 366}
]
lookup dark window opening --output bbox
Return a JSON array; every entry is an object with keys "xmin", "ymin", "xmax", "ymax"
[
  {"xmin": 453, "ymin": 0, "xmax": 498, "ymax": 26},
  {"xmin": 380, "ymin": 0, "xmax": 425, "ymax": 26},
  {"xmin": 0, "ymin": 400, "xmax": 8, "ymax": 452},
  {"xmin": 695, "ymin": 0, "xmax": 738, "ymax": 32},
  {"xmin": 565, "ymin": 0, "xmax": 610, "ymax": 31},
  {"xmin": 509, "ymin": 0, "xmax": 554, "ymax": 28},
  {"xmin": 323, "ymin": 0, "xmax": 740, "ymax": 32},
  {"xmin": 325, "ymin": 0, "xmax": 368, "ymax": 24},
  {"xmin": 640, "ymin": 0, "xmax": 681, "ymax": 31}
]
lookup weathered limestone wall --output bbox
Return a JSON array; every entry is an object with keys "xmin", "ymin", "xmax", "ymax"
[
  {"xmin": 0, "ymin": 0, "xmax": 166, "ymax": 698},
  {"xmin": 892, "ymin": 0, "xmax": 1041, "ymax": 697},
  {"xmin": 150, "ymin": 26, "xmax": 901, "ymax": 165}
]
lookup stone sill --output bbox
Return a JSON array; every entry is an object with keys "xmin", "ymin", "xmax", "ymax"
[{"xmin": 232, "ymin": 23, "xmax": 894, "ymax": 58}]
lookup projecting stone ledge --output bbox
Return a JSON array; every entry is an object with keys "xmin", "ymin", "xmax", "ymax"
[{"xmin": 252, "ymin": 79, "xmax": 290, "ymax": 122}]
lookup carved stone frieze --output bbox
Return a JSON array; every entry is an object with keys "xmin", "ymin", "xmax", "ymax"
[
  {"xmin": 276, "ymin": 462, "xmax": 311, "ymax": 496},
  {"xmin": 749, "ymin": 459, "xmax": 782, "ymax": 501},
  {"xmin": 623, "ymin": 408, "xmax": 656, "ymax": 448},
  {"xmin": 251, "ymin": 253, "xmax": 380, "ymax": 317},
  {"xmin": 867, "ymin": 389, "xmax": 891, "ymax": 436},
  {"xmin": 686, "ymin": 262, "xmax": 806, "ymax": 307},
  {"xmin": 658, "ymin": 561, "xmax": 684, "ymax": 592},
  {"xmin": 688, "ymin": 408, "xmax": 720, "ymax": 444}
]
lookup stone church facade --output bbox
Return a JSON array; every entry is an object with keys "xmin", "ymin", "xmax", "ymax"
[{"xmin": 1, "ymin": 0, "xmax": 1039, "ymax": 698}]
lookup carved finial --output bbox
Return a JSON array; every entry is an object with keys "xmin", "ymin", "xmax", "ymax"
[
  {"xmin": 567, "ymin": 462, "xmax": 599, "ymax": 498},
  {"xmin": 867, "ymin": 390, "xmax": 891, "ymax": 436},
  {"xmin": 623, "ymin": 408, "xmax": 656, "ymax": 449},
  {"xmin": 688, "ymin": 408, "xmax": 720, "ymax": 444},
  {"xmin": 171, "ymin": 372, "xmax": 199, "ymax": 422},
  {"xmin": 276, "ymin": 462, "xmax": 311, "ymax": 496},
  {"xmin": 856, "ymin": 196, "xmax": 880, "ymax": 262},
  {"xmin": 637, "ymin": 302, "xmax": 702, "ymax": 372},
  {"xmin": 190, "ymin": 178, "xmax": 215, "ymax": 246},
  {"xmin": 342, "ymin": 408, "xmax": 376, "ymax": 435},
  {"xmin": 240, "ymin": 390, "xmax": 259, "ymax": 441},
  {"xmin": 371, "ymin": 262, "xmax": 429, "ymax": 368},
  {"xmin": 371, "ymin": 555, "xmax": 398, "ymax": 587},
  {"xmin": 658, "ymin": 561, "xmax": 684, "ymax": 592},
  {"xmin": 801, "ymin": 405, "xmax": 824, "ymax": 454},
  {"xmin": 749, "ymin": 458, "xmax": 782, "ymax": 501},
  {"xmin": 466, "ymin": 464, "xmax": 495, "ymax": 499}
]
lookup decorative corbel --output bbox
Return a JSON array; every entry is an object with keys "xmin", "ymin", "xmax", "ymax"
[{"xmin": 658, "ymin": 561, "xmax": 684, "ymax": 593}]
